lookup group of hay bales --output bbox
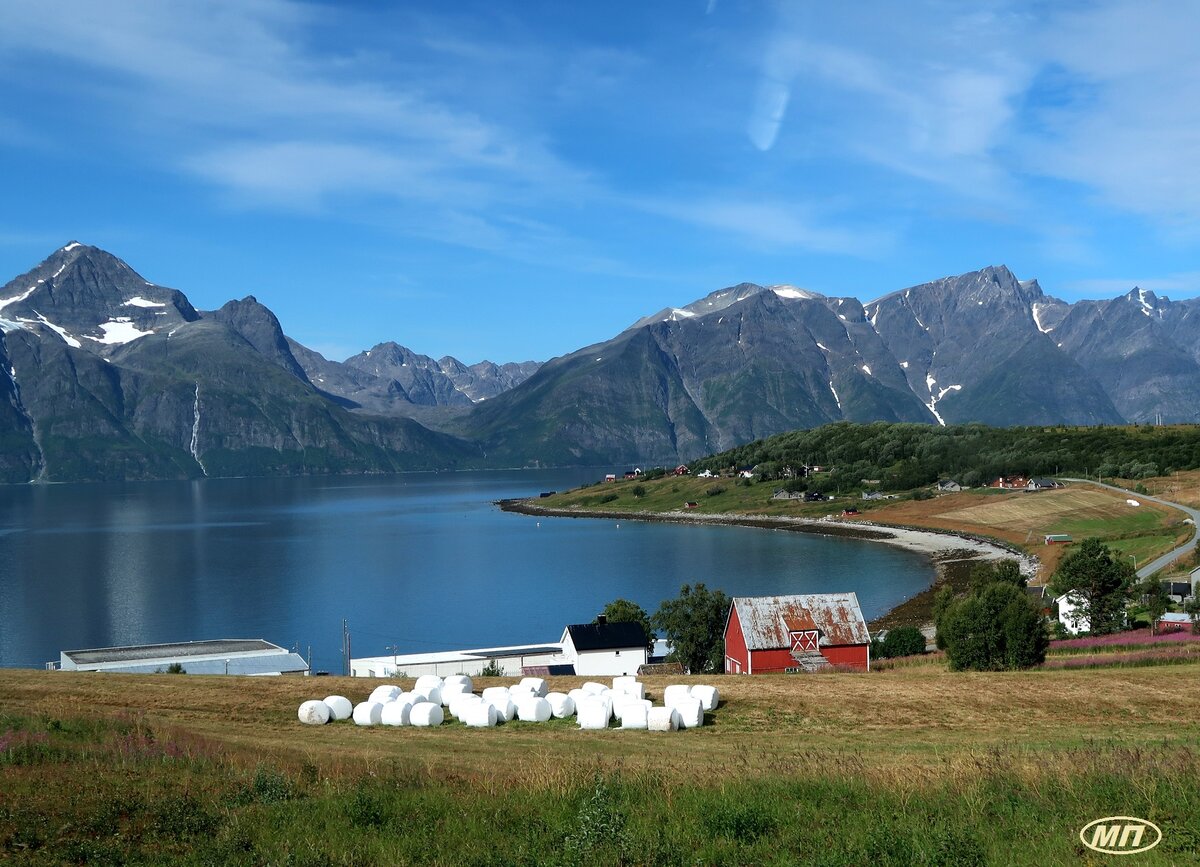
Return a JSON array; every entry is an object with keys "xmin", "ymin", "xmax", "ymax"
[{"xmin": 296, "ymin": 674, "xmax": 719, "ymax": 732}]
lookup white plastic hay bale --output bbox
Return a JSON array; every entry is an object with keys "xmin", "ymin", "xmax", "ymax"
[
  {"xmin": 613, "ymin": 679, "xmax": 645, "ymax": 701},
  {"xmin": 481, "ymin": 686, "xmax": 511, "ymax": 705},
  {"xmin": 444, "ymin": 674, "xmax": 473, "ymax": 692},
  {"xmin": 518, "ymin": 676, "xmax": 548, "ymax": 697},
  {"xmin": 422, "ymin": 685, "xmax": 443, "ymax": 707},
  {"xmin": 369, "ymin": 685, "xmax": 401, "ymax": 704},
  {"xmin": 298, "ymin": 700, "xmax": 331, "ymax": 725},
  {"xmin": 463, "ymin": 703, "xmax": 498, "ymax": 728},
  {"xmin": 441, "ymin": 681, "xmax": 471, "ymax": 705},
  {"xmin": 414, "ymin": 674, "xmax": 444, "ymax": 695},
  {"xmin": 410, "ymin": 702, "xmax": 444, "ymax": 727},
  {"xmin": 448, "ymin": 693, "xmax": 484, "ymax": 719},
  {"xmin": 663, "ymin": 684, "xmax": 692, "ymax": 707},
  {"xmin": 489, "ymin": 697, "xmax": 516, "ymax": 723},
  {"xmin": 352, "ymin": 701, "xmax": 384, "ymax": 726},
  {"xmin": 577, "ymin": 698, "xmax": 611, "ymax": 730},
  {"xmin": 380, "ymin": 701, "xmax": 413, "ymax": 727},
  {"xmin": 611, "ymin": 693, "xmax": 640, "ymax": 722},
  {"xmin": 546, "ymin": 692, "xmax": 575, "ymax": 719},
  {"xmin": 647, "ymin": 707, "xmax": 680, "ymax": 732},
  {"xmin": 397, "ymin": 691, "xmax": 424, "ymax": 707},
  {"xmin": 567, "ymin": 688, "xmax": 589, "ymax": 707},
  {"xmin": 674, "ymin": 697, "xmax": 704, "ymax": 729},
  {"xmin": 323, "ymin": 695, "xmax": 353, "ymax": 721},
  {"xmin": 581, "ymin": 681, "xmax": 607, "ymax": 695},
  {"xmin": 690, "ymin": 685, "xmax": 719, "ymax": 711},
  {"xmin": 515, "ymin": 696, "xmax": 552, "ymax": 723},
  {"xmin": 620, "ymin": 702, "xmax": 649, "ymax": 730}
]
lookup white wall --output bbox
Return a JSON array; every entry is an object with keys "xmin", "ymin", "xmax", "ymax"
[
  {"xmin": 1056, "ymin": 593, "xmax": 1089, "ymax": 635},
  {"xmin": 572, "ymin": 648, "xmax": 646, "ymax": 676}
]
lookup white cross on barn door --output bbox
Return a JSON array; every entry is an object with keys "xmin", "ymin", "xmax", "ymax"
[{"xmin": 790, "ymin": 629, "xmax": 819, "ymax": 652}]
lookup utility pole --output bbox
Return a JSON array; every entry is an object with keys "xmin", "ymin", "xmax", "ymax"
[
  {"xmin": 387, "ymin": 644, "xmax": 399, "ymax": 668},
  {"xmin": 341, "ymin": 619, "xmax": 349, "ymax": 677}
]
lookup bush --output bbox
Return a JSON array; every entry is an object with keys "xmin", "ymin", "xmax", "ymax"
[
  {"xmin": 939, "ymin": 582, "xmax": 1048, "ymax": 671},
  {"xmin": 480, "ymin": 658, "xmax": 503, "ymax": 677},
  {"xmin": 599, "ymin": 493, "xmax": 618, "ymax": 504},
  {"xmin": 631, "ymin": 485, "xmax": 646, "ymax": 498},
  {"xmin": 705, "ymin": 486, "xmax": 725, "ymax": 497},
  {"xmin": 872, "ymin": 626, "xmax": 927, "ymax": 659}
]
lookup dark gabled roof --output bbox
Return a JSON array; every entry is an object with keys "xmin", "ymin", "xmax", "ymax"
[{"xmin": 565, "ymin": 621, "xmax": 647, "ymax": 652}]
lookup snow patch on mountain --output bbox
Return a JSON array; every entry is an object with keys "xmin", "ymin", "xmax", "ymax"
[
  {"xmin": 86, "ymin": 318, "xmax": 154, "ymax": 345},
  {"xmin": 770, "ymin": 285, "xmax": 817, "ymax": 300},
  {"xmin": 29, "ymin": 313, "xmax": 81, "ymax": 348},
  {"xmin": 122, "ymin": 296, "xmax": 167, "ymax": 308}
]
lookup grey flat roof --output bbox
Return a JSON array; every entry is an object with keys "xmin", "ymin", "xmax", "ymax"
[
  {"xmin": 464, "ymin": 645, "xmax": 561, "ymax": 658},
  {"xmin": 95, "ymin": 653, "xmax": 309, "ymax": 675},
  {"xmin": 64, "ymin": 638, "xmax": 281, "ymax": 665}
]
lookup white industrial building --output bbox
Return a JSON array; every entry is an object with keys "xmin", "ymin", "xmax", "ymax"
[
  {"xmin": 352, "ymin": 619, "xmax": 649, "ymax": 678},
  {"xmin": 53, "ymin": 639, "xmax": 309, "ymax": 675}
]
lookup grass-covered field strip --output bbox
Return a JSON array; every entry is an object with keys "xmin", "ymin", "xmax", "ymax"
[
  {"xmin": 2, "ymin": 668, "xmax": 1199, "ymax": 864},
  {"xmin": 532, "ymin": 475, "xmax": 1191, "ymax": 579}
]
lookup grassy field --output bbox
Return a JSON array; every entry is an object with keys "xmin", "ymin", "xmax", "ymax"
[
  {"xmin": 2, "ymin": 666, "xmax": 1200, "ymax": 864},
  {"xmin": 534, "ymin": 475, "xmax": 1192, "ymax": 580}
]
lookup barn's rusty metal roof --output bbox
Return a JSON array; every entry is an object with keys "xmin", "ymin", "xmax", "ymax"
[{"xmin": 731, "ymin": 593, "xmax": 870, "ymax": 649}]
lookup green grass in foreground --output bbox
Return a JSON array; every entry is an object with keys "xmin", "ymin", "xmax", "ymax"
[{"xmin": 3, "ymin": 712, "xmax": 1199, "ymax": 865}]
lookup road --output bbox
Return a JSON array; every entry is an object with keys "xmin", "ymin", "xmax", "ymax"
[{"xmin": 1060, "ymin": 478, "xmax": 1200, "ymax": 578}]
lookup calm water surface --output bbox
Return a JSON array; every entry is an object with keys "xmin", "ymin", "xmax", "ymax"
[{"xmin": 0, "ymin": 470, "xmax": 934, "ymax": 671}]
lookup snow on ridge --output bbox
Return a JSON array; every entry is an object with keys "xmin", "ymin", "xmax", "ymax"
[
  {"xmin": 829, "ymin": 380, "xmax": 841, "ymax": 410},
  {"xmin": 900, "ymin": 361, "xmax": 909, "ymax": 368},
  {"xmin": 85, "ymin": 318, "xmax": 154, "ymax": 345},
  {"xmin": 770, "ymin": 285, "xmax": 816, "ymax": 300},
  {"xmin": 0, "ymin": 318, "xmax": 27, "ymax": 334},
  {"xmin": 0, "ymin": 284, "xmax": 39, "ymax": 313},
  {"xmin": 816, "ymin": 342, "xmax": 829, "ymax": 351},
  {"xmin": 923, "ymin": 373, "xmax": 962, "ymax": 426},
  {"xmin": 663, "ymin": 307, "xmax": 696, "ymax": 321},
  {"xmin": 122, "ymin": 296, "xmax": 167, "ymax": 308},
  {"xmin": 28, "ymin": 312, "xmax": 81, "ymax": 348},
  {"xmin": 62, "ymin": 242, "xmax": 82, "ymax": 252},
  {"xmin": 861, "ymin": 363, "xmax": 872, "ymax": 376}
]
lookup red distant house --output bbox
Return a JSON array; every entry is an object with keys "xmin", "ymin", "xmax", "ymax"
[
  {"xmin": 989, "ymin": 476, "xmax": 1029, "ymax": 489},
  {"xmin": 724, "ymin": 593, "xmax": 871, "ymax": 674},
  {"xmin": 674, "ymin": 465, "xmax": 690, "ymax": 476}
]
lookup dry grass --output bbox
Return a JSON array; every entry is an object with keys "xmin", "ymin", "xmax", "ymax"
[
  {"xmin": 865, "ymin": 483, "xmax": 1187, "ymax": 576},
  {"xmin": 5, "ymin": 665, "xmax": 1199, "ymax": 786}
]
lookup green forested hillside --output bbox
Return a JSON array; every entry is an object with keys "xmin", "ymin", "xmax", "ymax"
[{"xmin": 691, "ymin": 422, "xmax": 1200, "ymax": 492}]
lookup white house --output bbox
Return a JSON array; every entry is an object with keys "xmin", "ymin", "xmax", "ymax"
[
  {"xmin": 1055, "ymin": 592, "xmax": 1089, "ymax": 634},
  {"xmin": 558, "ymin": 620, "xmax": 648, "ymax": 676},
  {"xmin": 350, "ymin": 642, "xmax": 565, "ymax": 678}
]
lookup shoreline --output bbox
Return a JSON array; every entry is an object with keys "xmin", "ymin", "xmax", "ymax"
[{"xmin": 498, "ymin": 498, "xmax": 1040, "ymax": 630}]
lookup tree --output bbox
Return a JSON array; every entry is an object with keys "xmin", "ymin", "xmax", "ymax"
[
  {"xmin": 1137, "ymin": 577, "xmax": 1171, "ymax": 634},
  {"xmin": 596, "ymin": 598, "xmax": 656, "ymax": 654},
  {"xmin": 1050, "ymin": 539, "xmax": 1135, "ymax": 635},
  {"xmin": 653, "ymin": 583, "xmax": 730, "ymax": 674},
  {"xmin": 1184, "ymin": 594, "xmax": 1200, "ymax": 635},
  {"xmin": 968, "ymin": 559, "xmax": 1026, "ymax": 592},
  {"xmin": 938, "ymin": 581, "xmax": 1048, "ymax": 671}
]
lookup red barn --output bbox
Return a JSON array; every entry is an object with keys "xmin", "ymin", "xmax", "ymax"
[{"xmin": 724, "ymin": 593, "xmax": 871, "ymax": 674}]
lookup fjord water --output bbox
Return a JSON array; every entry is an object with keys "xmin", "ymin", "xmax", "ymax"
[{"xmin": 0, "ymin": 471, "xmax": 933, "ymax": 671}]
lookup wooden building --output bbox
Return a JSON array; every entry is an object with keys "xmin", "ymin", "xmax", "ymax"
[{"xmin": 724, "ymin": 593, "xmax": 871, "ymax": 674}]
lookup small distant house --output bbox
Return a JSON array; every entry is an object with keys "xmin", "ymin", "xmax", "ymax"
[
  {"xmin": 684, "ymin": 501, "xmax": 698, "ymax": 509},
  {"xmin": 1044, "ymin": 534, "xmax": 1072, "ymax": 545},
  {"xmin": 674, "ymin": 465, "xmax": 690, "ymax": 476},
  {"xmin": 1156, "ymin": 612, "xmax": 1193, "ymax": 634},
  {"xmin": 1025, "ymin": 585, "xmax": 1054, "ymax": 617},
  {"xmin": 559, "ymin": 619, "xmax": 647, "ymax": 676},
  {"xmin": 1055, "ymin": 592, "xmax": 1089, "ymax": 634},
  {"xmin": 1026, "ymin": 478, "xmax": 1060, "ymax": 491},
  {"xmin": 1161, "ymin": 581, "xmax": 1194, "ymax": 603},
  {"xmin": 990, "ymin": 476, "xmax": 1029, "ymax": 489},
  {"xmin": 936, "ymin": 480, "xmax": 962, "ymax": 493},
  {"xmin": 842, "ymin": 507, "xmax": 859, "ymax": 517},
  {"xmin": 724, "ymin": 593, "xmax": 871, "ymax": 674},
  {"xmin": 604, "ymin": 473, "xmax": 617, "ymax": 483},
  {"xmin": 624, "ymin": 470, "xmax": 637, "ymax": 480},
  {"xmin": 773, "ymin": 489, "xmax": 805, "ymax": 501},
  {"xmin": 738, "ymin": 467, "xmax": 755, "ymax": 478},
  {"xmin": 697, "ymin": 469, "xmax": 716, "ymax": 478},
  {"xmin": 862, "ymin": 491, "xmax": 885, "ymax": 500}
]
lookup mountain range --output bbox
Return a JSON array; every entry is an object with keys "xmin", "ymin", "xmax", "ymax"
[{"xmin": 1, "ymin": 243, "xmax": 1197, "ymax": 481}]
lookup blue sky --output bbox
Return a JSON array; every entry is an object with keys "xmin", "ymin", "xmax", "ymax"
[{"xmin": 2, "ymin": 1, "xmax": 1199, "ymax": 363}]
